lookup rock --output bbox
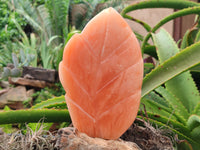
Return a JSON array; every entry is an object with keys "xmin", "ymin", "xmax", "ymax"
[
  {"xmin": 22, "ymin": 66, "xmax": 58, "ymax": 83},
  {"xmin": 26, "ymin": 89, "xmax": 35, "ymax": 97},
  {"xmin": 0, "ymin": 128, "xmax": 4, "ymax": 135},
  {"xmin": 0, "ymin": 86, "xmax": 28, "ymax": 109},
  {"xmin": 0, "ymin": 88, "xmax": 10, "ymax": 96},
  {"xmin": 9, "ymin": 77, "xmax": 54, "ymax": 88},
  {"xmin": 0, "ymin": 81, "xmax": 10, "ymax": 88},
  {"xmin": 56, "ymin": 127, "xmax": 141, "ymax": 150}
]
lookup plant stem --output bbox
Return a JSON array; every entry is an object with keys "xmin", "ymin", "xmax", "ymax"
[
  {"xmin": 142, "ymin": 6, "xmax": 200, "ymax": 50},
  {"xmin": 0, "ymin": 109, "xmax": 70, "ymax": 124},
  {"xmin": 122, "ymin": 14, "xmax": 151, "ymax": 32},
  {"xmin": 121, "ymin": 0, "xmax": 200, "ymax": 16}
]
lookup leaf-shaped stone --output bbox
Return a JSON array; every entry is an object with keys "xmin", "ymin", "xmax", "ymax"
[{"xmin": 59, "ymin": 7, "xmax": 143, "ymax": 139}]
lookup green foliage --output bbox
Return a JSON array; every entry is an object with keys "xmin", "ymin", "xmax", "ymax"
[
  {"xmin": 0, "ymin": 0, "xmax": 26, "ymax": 45},
  {"xmin": 45, "ymin": 0, "xmax": 70, "ymax": 44},
  {"xmin": 122, "ymin": 0, "xmax": 200, "ymax": 149},
  {"xmin": 47, "ymin": 82, "xmax": 65, "ymax": 96},
  {"xmin": 30, "ymin": 0, "xmax": 45, "ymax": 6},
  {"xmin": 142, "ymin": 41, "xmax": 200, "ymax": 97},
  {"xmin": 143, "ymin": 63, "xmax": 154, "ymax": 76},
  {"xmin": 143, "ymin": 29, "xmax": 200, "ymax": 149},
  {"xmin": 0, "ymin": 0, "xmax": 126, "ymax": 70},
  {"xmin": 22, "ymin": 121, "xmax": 53, "ymax": 135},
  {"xmin": 23, "ymin": 85, "xmax": 65, "ymax": 108},
  {"xmin": 32, "ymin": 89, "xmax": 54, "ymax": 105},
  {"xmin": 32, "ymin": 96, "xmax": 66, "ymax": 109},
  {"xmin": 12, "ymin": 18, "xmax": 37, "ymax": 67},
  {"xmin": 70, "ymin": 0, "xmax": 127, "ymax": 30},
  {"xmin": 0, "ymin": 53, "xmax": 22, "ymax": 80},
  {"xmin": 0, "ymin": 0, "xmax": 27, "ymax": 67},
  {"xmin": 6, "ymin": 0, "xmax": 66, "ymax": 69},
  {"xmin": 152, "ymin": 29, "xmax": 200, "ymax": 113},
  {"xmin": 0, "ymin": 106, "xmax": 17, "ymax": 133}
]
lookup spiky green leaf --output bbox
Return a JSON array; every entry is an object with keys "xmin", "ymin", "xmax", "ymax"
[
  {"xmin": 142, "ymin": 35, "xmax": 200, "ymax": 98},
  {"xmin": 32, "ymin": 96, "xmax": 65, "ymax": 109},
  {"xmin": 152, "ymin": 29, "xmax": 200, "ymax": 113},
  {"xmin": 155, "ymin": 86, "xmax": 188, "ymax": 123},
  {"xmin": 141, "ymin": 97, "xmax": 176, "ymax": 120},
  {"xmin": 192, "ymin": 102, "xmax": 200, "ymax": 115},
  {"xmin": 187, "ymin": 115, "xmax": 200, "ymax": 131}
]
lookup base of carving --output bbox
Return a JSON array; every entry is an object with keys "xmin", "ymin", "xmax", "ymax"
[{"xmin": 55, "ymin": 127, "xmax": 141, "ymax": 150}]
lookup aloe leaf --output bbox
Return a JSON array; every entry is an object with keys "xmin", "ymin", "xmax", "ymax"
[
  {"xmin": 187, "ymin": 115, "xmax": 200, "ymax": 140},
  {"xmin": 181, "ymin": 30, "xmax": 190, "ymax": 49},
  {"xmin": 143, "ymin": 45, "xmax": 158, "ymax": 59},
  {"xmin": 138, "ymin": 111, "xmax": 191, "ymax": 138},
  {"xmin": 195, "ymin": 28, "xmax": 200, "ymax": 42},
  {"xmin": 190, "ymin": 63, "xmax": 200, "ymax": 72},
  {"xmin": 192, "ymin": 102, "xmax": 200, "ymax": 115},
  {"xmin": 144, "ymin": 91, "xmax": 169, "ymax": 107},
  {"xmin": 152, "ymin": 29, "xmax": 200, "ymax": 113},
  {"xmin": 152, "ymin": 29, "xmax": 179, "ymax": 61},
  {"xmin": 187, "ymin": 115, "xmax": 200, "ymax": 131},
  {"xmin": 0, "ymin": 109, "xmax": 70, "ymax": 124},
  {"xmin": 144, "ymin": 63, "xmax": 154, "ymax": 76},
  {"xmin": 142, "ymin": 41, "xmax": 200, "ymax": 97},
  {"xmin": 32, "ymin": 96, "xmax": 66, "ymax": 109},
  {"xmin": 190, "ymin": 126, "xmax": 200, "ymax": 139},
  {"xmin": 141, "ymin": 98, "xmax": 176, "ymax": 120},
  {"xmin": 187, "ymin": 29, "xmax": 199, "ymax": 45},
  {"xmin": 155, "ymin": 86, "xmax": 188, "ymax": 123}
]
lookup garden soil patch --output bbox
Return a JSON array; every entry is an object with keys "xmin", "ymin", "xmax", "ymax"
[{"xmin": 0, "ymin": 121, "xmax": 173, "ymax": 150}]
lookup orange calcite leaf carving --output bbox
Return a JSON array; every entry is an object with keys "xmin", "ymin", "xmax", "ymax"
[{"xmin": 59, "ymin": 7, "xmax": 143, "ymax": 140}]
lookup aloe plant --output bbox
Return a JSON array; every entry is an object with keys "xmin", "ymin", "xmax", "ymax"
[
  {"xmin": 141, "ymin": 29, "xmax": 200, "ymax": 149},
  {"xmin": 70, "ymin": 0, "xmax": 127, "ymax": 30},
  {"xmin": 120, "ymin": 1, "xmax": 200, "ymax": 149}
]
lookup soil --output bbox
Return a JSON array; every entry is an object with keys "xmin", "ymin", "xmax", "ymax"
[
  {"xmin": 0, "ymin": 119, "xmax": 174, "ymax": 150},
  {"xmin": 121, "ymin": 118, "xmax": 173, "ymax": 150}
]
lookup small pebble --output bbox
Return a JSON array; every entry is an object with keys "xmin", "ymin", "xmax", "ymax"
[{"xmin": 0, "ymin": 128, "xmax": 4, "ymax": 135}]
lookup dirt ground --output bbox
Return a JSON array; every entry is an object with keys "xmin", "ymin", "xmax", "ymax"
[{"xmin": 0, "ymin": 118, "xmax": 174, "ymax": 150}]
